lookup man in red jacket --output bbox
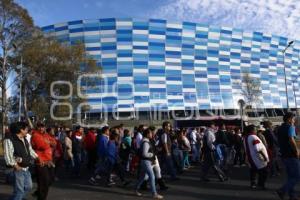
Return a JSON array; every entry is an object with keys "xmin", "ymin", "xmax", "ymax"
[
  {"xmin": 31, "ymin": 122, "xmax": 54, "ymax": 200},
  {"xmin": 84, "ymin": 127, "xmax": 97, "ymax": 170}
]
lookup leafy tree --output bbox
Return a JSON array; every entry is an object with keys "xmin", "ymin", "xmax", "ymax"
[
  {"xmin": 0, "ymin": 0, "xmax": 34, "ymax": 136},
  {"xmin": 17, "ymin": 30, "xmax": 98, "ymax": 127}
]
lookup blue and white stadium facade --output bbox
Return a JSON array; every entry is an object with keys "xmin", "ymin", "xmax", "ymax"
[{"xmin": 42, "ymin": 18, "xmax": 300, "ymax": 114}]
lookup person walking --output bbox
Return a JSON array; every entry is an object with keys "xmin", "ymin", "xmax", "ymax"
[
  {"xmin": 71, "ymin": 126, "xmax": 84, "ymax": 177},
  {"xmin": 160, "ymin": 121, "xmax": 178, "ymax": 180},
  {"xmin": 263, "ymin": 121, "xmax": 276, "ymax": 177},
  {"xmin": 64, "ymin": 129, "xmax": 74, "ymax": 172},
  {"xmin": 244, "ymin": 125, "xmax": 269, "ymax": 190},
  {"xmin": 189, "ymin": 127, "xmax": 199, "ymax": 164},
  {"xmin": 46, "ymin": 127, "xmax": 63, "ymax": 181},
  {"xmin": 31, "ymin": 122, "xmax": 55, "ymax": 200},
  {"xmin": 201, "ymin": 122, "xmax": 227, "ymax": 182},
  {"xmin": 4, "ymin": 122, "xmax": 39, "ymax": 200},
  {"xmin": 276, "ymin": 112, "xmax": 300, "ymax": 200},
  {"xmin": 89, "ymin": 126, "xmax": 110, "ymax": 185},
  {"xmin": 178, "ymin": 128, "xmax": 191, "ymax": 169},
  {"xmin": 135, "ymin": 128, "xmax": 164, "ymax": 199},
  {"xmin": 119, "ymin": 129, "xmax": 132, "ymax": 172},
  {"xmin": 215, "ymin": 124, "xmax": 230, "ymax": 172},
  {"xmin": 84, "ymin": 127, "xmax": 97, "ymax": 170},
  {"xmin": 104, "ymin": 131, "xmax": 130, "ymax": 187},
  {"xmin": 233, "ymin": 128, "xmax": 245, "ymax": 167}
]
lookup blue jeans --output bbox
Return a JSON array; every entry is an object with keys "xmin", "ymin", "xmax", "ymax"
[
  {"xmin": 136, "ymin": 160, "xmax": 157, "ymax": 195},
  {"xmin": 191, "ymin": 144, "xmax": 199, "ymax": 162},
  {"xmin": 73, "ymin": 153, "xmax": 81, "ymax": 175},
  {"xmin": 172, "ymin": 149, "xmax": 183, "ymax": 172},
  {"xmin": 11, "ymin": 170, "xmax": 32, "ymax": 200},
  {"xmin": 280, "ymin": 158, "xmax": 300, "ymax": 198},
  {"xmin": 162, "ymin": 154, "xmax": 177, "ymax": 179},
  {"xmin": 105, "ymin": 159, "xmax": 125, "ymax": 184},
  {"xmin": 182, "ymin": 151, "xmax": 190, "ymax": 168}
]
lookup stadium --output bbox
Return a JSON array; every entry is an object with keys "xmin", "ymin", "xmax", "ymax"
[{"xmin": 42, "ymin": 18, "xmax": 300, "ymax": 123}]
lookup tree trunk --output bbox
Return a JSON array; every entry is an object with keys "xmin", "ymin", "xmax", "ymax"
[
  {"xmin": 1, "ymin": 54, "xmax": 7, "ymax": 139},
  {"xmin": 2, "ymin": 82, "xmax": 6, "ymax": 138},
  {"xmin": 23, "ymin": 87, "xmax": 33, "ymax": 128}
]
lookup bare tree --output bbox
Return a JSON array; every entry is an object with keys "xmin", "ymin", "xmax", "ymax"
[{"xmin": 241, "ymin": 72, "xmax": 262, "ymax": 108}]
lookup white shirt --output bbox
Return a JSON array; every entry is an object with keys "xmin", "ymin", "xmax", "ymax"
[
  {"xmin": 189, "ymin": 130, "xmax": 197, "ymax": 145},
  {"xmin": 26, "ymin": 134, "xmax": 31, "ymax": 144},
  {"xmin": 204, "ymin": 128, "xmax": 216, "ymax": 150},
  {"xmin": 161, "ymin": 133, "xmax": 168, "ymax": 144},
  {"xmin": 244, "ymin": 134, "xmax": 269, "ymax": 169}
]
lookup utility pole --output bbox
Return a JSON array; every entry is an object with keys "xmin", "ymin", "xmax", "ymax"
[{"xmin": 18, "ymin": 56, "xmax": 23, "ymax": 121}]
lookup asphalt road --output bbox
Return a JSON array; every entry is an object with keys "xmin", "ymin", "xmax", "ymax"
[{"xmin": 0, "ymin": 162, "xmax": 295, "ymax": 200}]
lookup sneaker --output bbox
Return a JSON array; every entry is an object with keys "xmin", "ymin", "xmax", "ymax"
[
  {"xmin": 219, "ymin": 176, "xmax": 229, "ymax": 182},
  {"xmin": 106, "ymin": 181, "xmax": 116, "ymax": 187},
  {"xmin": 88, "ymin": 178, "xmax": 97, "ymax": 185},
  {"xmin": 250, "ymin": 184, "xmax": 257, "ymax": 189},
  {"xmin": 135, "ymin": 190, "xmax": 142, "ymax": 197},
  {"xmin": 153, "ymin": 194, "xmax": 164, "ymax": 199}
]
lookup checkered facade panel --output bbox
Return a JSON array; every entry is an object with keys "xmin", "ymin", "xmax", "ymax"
[{"xmin": 42, "ymin": 18, "xmax": 300, "ymax": 112}]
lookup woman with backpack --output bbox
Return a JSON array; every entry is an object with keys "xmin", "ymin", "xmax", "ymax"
[{"xmin": 135, "ymin": 128, "xmax": 164, "ymax": 199}]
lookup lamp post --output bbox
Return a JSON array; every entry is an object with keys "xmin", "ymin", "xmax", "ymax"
[
  {"xmin": 12, "ymin": 43, "xmax": 24, "ymax": 122},
  {"xmin": 292, "ymin": 79, "xmax": 298, "ymax": 110},
  {"xmin": 238, "ymin": 99, "xmax": 245, "ymax": 132},
  {"xmin": 282, "ymin": 41, "xmax": 294, "ymax": 110}
]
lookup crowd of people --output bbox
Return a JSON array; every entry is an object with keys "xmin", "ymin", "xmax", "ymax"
[{"xmin": 2, "ymin": 112, "xmax": 300, "ymax": 200}]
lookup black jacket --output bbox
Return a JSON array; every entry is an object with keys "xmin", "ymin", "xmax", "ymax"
[{"xmin": 9, "ymin": 135, "xmax": 32, "ymax": 168}]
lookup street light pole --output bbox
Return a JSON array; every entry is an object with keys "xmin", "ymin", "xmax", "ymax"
[
  {"xmin": 282, "ymin": 41, "xmax": 294, "ymax": 111},
  {"xmin": 292, "ymin": 79, "xmax": 298, "ymax": 110},
  {"xmin": 238, "ymin": 99, "xmax": 245, "ymax": 132},
  {"xmin": 18, "ymin": 56, "xmax": 23, "ymax": 121}
]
